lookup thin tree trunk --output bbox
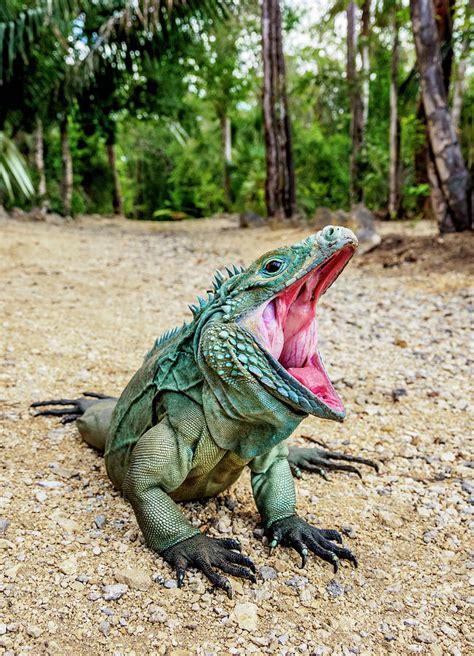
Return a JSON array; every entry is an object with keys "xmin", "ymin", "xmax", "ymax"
[
  {"xmin": 388, "ymin": 12, "xmax": 401, "ymax": 218},
  {"xmin": 220, "ymin": 112, "xmax": 232, "ymax": 210},
  {"xmin": 347, "ymin": 1, "xmax": 364, "ymax": 205},
  {"xmin": 410, "ymin": 0, "xmax": 470, "ymax": 232},
  {"xmin": 434, "ymin": 0, "xmax": 455, "ymax": 90},
  {"xmin": 106, "ymin": 141, "xmax": 123, "ymax": 215},
  {"xmin": 361, "ymin": 0, "xmax": 371, "ymax": 131},
  {"xmin": 414, "ymin": 102, "xmax": 432, "ymax": 217},
  {"xmin": 262, "ymin": 0, "xmax": 296, "ymax": 219},
  {"xmin": 33, "ymin": 118, "xmax": 47, "ymax": 208},
  {"xmin": 451, "ymin": 41, "xmax": 468, "ymax": 133},
  {"xmin": 60, "ymin": 116, "xmax": 73, "ymax": 217},
  {"xmin": 427, "ymin": 145, "xmax": 448, "ymax": 224},
  {"xmin": 413, "ymin": 0, "xmax": 457, "ymax": 222}
]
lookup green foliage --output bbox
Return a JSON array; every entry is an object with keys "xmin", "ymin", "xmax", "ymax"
[
  {"xmin": 0, "ymin": 131, "xmax": 34, "ymax": 200},
  {"xmin": 1, "ymin": 0, "xmax": 472, "ymax": 220}
]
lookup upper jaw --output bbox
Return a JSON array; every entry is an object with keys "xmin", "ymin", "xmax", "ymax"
[{"xmin": 238, "ymin": 230, "xmax": 357, "ymax": 419}]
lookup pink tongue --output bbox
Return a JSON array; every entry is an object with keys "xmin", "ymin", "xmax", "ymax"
[
  {"xmin": 288, "ymin": 365, "xmax": 344, "ymax": 411},
  {"xmin": 288, "ymin": 367, "xmax": 329, "ymax": 397}
]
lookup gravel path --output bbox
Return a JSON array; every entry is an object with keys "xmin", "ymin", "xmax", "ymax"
[{"xmin": 0, "ymin": 215, "xmax": 472, "ymax": 655}]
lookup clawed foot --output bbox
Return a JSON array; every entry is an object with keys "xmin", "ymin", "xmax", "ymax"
[
  {"xmin": 288, "ymin": 446, "xmax": 379, "ymax": 479},
  {"xmin": 162, "ymin": 534, "xmax": 256, "ymax": 597},
  {"xmin": 31, "ymin": 392, "xmax": 112, "ymax": 424},
  {"xmin": 266, "ymin": 515, "xmax": 357, "ymax": 573}
]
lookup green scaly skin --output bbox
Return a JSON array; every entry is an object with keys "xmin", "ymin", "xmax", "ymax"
[{"xmin": 32, "ymin": 226, "xmax": 378, "ymax": 596}]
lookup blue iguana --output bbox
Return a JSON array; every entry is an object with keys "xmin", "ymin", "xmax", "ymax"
[{"xmin": 33, "ymin": 226, "xmax": 377, "ymax": 596}]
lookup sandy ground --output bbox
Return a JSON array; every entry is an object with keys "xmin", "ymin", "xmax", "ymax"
[{"xmin": 0, "ymin": 215, "xmax": 473, "ymax": 656}]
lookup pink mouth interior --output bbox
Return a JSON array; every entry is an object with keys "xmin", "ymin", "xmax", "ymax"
[{"xmin": 244, "ymin": 248, "xmax": 354, "ymax": 412}]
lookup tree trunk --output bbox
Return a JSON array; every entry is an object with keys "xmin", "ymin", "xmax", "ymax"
[
  {"xmin": 106, "ymin": 141, "xmax": 123, "ymax": 215},
  {"xmin": 414, "ymin": 102, "xmax": 433, "ymax": 218},
  {"xmin": 434, "ymin": 0, "xmax": 455, "ymax": 89},
  {"xmin": 451, "ymin": 40, "xmax": 468, "ymax": 133},
  {"xmin": 261, "ymin": 0, "xmax": 296, "ymax": 219},
  {"xmin": 220, "ymin": 112, "xmax": 232, "ymax": 211},
  {"xmin": 410, "ymin": 0, "xmax": 470, "ymax": 232},
  {"xmin": 347, "ymin": 1, "xmax": 364, "ymax": 205},
  {"xmin": 60, "ymin": 116, "xmax": 73, "ymax": 217},
  {"xmin": 33, "ymin": 118, "xmax": 47, "ymax": 208},
  {"xmin": 388, "ymin": 12, "xmax": 401, "ymax": 218},
  {"xmin": 413, "ymin": 0, "xmax": 458, "ymax": 222},
  {"xmin": 361, "ymin": 0, "xmax": 371, "ymax": 131}
]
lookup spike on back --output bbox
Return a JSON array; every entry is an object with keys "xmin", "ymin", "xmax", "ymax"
[{"xmin": 212, "ymin": 264, "xmax": 245, "ymax": 291}]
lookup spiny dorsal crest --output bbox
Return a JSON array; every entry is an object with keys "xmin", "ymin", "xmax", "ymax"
[
  {"xmin": 154, "ymin": 325, "xmax": 183, "ymax": 348},
  {"xmin": 188, "ymin": 264, "xmax": 246, "ymax": 317}
]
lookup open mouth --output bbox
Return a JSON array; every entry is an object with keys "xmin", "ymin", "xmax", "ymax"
[{"xmin": 240, "ymin": 246, "xmax": 355, "ymax": 414}]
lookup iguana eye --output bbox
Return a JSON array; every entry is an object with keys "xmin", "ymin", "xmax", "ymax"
[{"xmin": 263, "ymin": 259, "xmax": 284, "ymax": 274}]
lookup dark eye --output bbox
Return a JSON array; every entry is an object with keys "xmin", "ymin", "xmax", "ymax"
[{"xmin": 264, "ymin": 259, "xmax": 283, "ymax": 274}]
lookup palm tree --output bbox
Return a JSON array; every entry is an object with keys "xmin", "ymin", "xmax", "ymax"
[{"xmin": 1, "ymin": 1, "xmax": 234, "ymax": 214}]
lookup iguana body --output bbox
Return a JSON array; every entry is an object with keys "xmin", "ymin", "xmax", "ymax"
[{"xmin": 33, "ymin": 226, "xmax": 377, "ymax": 594}]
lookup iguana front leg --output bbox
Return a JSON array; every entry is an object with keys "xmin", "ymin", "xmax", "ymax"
[
  {"xmin": 122, "ymin": 420, "xmax": 255, "ymax": 595},
  {"xmin": 250, "ymin": 443, "xmax": 357, "ymax": 572},
  {"xmin": 288, "ymin": 446, "xmax": 379, "ymax": 479}
]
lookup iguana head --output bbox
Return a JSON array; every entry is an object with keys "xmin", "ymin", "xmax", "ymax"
[{"xmin": 197, "ymin": 226, "xmax": 358, "ymax": 422}]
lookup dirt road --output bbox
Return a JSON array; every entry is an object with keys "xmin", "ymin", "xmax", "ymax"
[{"xmin": 0, "ymin": 215, "xmax": 472, "ymax": 655}]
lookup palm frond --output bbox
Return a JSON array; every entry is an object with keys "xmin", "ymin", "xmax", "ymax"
[
  {"xmin": 0, "ymin": 132, "xmax": 34, "ymax": 199},
  {"xmin": 83, "ymin": 0, "xmax": 233, "ymax": 73},
  {"xmin": 0, "ymin": 0, "xmax": 78, "ymax": 82}
]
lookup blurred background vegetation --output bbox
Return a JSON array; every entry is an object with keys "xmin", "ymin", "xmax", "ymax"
[{"xmin": 0, "ymin": 0, "xmax": 472, "ymax": 226}]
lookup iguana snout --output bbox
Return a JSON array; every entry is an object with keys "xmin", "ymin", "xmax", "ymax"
[{"xmin": 200, "ymin": 226, "xmax": 358, "ymax": 422}]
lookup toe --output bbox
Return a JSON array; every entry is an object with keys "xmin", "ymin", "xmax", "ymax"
[
  {"xmin": 215, "ymin": 538, "xmax": 241, "ymax": 552},
  {"xmin": 227, "ymin": 551, "xmax": 256, "ymax": 573},
  {"xmin": 319, "ymin": 529, "xmax": 343, "ymax": 544}
]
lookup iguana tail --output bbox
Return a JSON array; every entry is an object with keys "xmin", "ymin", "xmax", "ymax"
[{"xmin": 31, "ymin": 392, "xmax": 118, "ymax": 451}]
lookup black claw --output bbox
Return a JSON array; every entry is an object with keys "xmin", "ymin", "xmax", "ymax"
[
  {"xmin": 228, "ymin": 550, "xmax": 256, "ymax": 573},
  {"xmin": 31, "ymin": 399, "xmax": 78, "ymax": 408},
  {"xmin": 300, "ymin": 550, "xmax": 308, "ymax": 569},
  {"xmin": 316, "ymin": 449, "xmax": 379, "ymax": 470},
  {"xmin": 61, "ymin": 414, "xmax": 81, "ymax": 424},
  {"xmin": 82, "ymin": 391, "xmax": 113, "ymax": 399},
  {"xmin": 288, "ymin": 447, "xmax": 379, "ymax": 478},
  {"xmin": 268, "ymin": 538, "xmax": 279, "ymax": 556},
  {"xmin": 176, "ymin": 567, "xmax": 186, "ymax": 588},
  {"xmin": 33, "ymin": 407, "xmax": 81, "ymax": 418},
  {"xmin": 162, "ymin": 534, "xmax": 254, "ymax": 593},
  {"xmin": 266, "ymin": 516, "xmax": 359, "ymax": 573}
]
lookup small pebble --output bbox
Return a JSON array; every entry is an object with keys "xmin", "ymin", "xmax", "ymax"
[
  {"xmin": 26, "ymin": 625, "xmax": 42, "ymax": 638},
  {"xmin": 231, "ymin": 602, "xmax": 258, "ymax": 631},
  {"xmin": 102, "ymin": 584, "xmax": 128, "ymax": 601},
  {"xmin": 259, "ymin": 565, "xmax": 278, "ymax": 581},
  {"xmin": 391, "ymin": 388, "xmax": 407, "ymax": 402},
  {"xmin": 286, "ymin": 575, "xmax": 308, "ymax": 589},
  {"xmin": 326, "ymin": 579, "xmax": 344, "ymax": 598},
  {"xmin": 99, "ymin": 620, "xmax": 110, "ymax": 636},
  {"xmin": 0, "ymin": 519, "xmax": 10, "ymax": 533},
  {"xmin": 342, "ymin": 525, "xmax": 357, "ymax": 539},
  {"xmin": 94, "ymin": 514, "xmax": 106, "ymax": 529}
]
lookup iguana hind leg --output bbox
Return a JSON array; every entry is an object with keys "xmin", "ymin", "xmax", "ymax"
[
  {"xmin": 31, "ymin": 391, "xmax": 115, "ymax": 420},
  {"xmin": 288, "ymin": 446, "xmax": 379, "ymax": 479},
  {"xmin": 31, "ymin": 393, "xmax": 118, "ymax": 450}
]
